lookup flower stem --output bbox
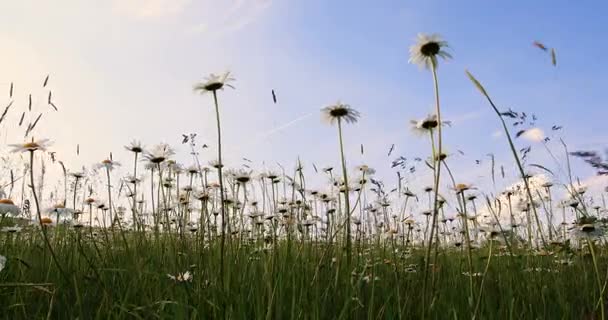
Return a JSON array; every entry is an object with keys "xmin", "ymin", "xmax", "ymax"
[
  {"xmin": 212, "ymin": 90, "xmax": 227, "ymax": 289},
  {"xmin": 588, "ymin": 237, "xmax": 605, "ymax": 320},
  {"xmin": 422, "ymin": 60, "xmax": 443, "ymax": 313},
  {"xmin": 337, "ymin": 118, "xmax": 352, "ymax": 265},
  {"xmin": 29, "ymin": 151, "xmax": 68, "ymax": 281}
]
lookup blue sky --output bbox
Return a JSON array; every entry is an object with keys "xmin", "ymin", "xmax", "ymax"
[{"xmin": 0, "ymin": 0, "xmax": 607, "ymax": 197}]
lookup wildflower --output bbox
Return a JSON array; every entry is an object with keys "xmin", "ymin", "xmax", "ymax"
[
  {"xmin": 322, "ymin": 167, "xmax": 333, "ymax": 173},
  {"xmin": 411, "ymin": 114, "xmax": 439, "ymax": 133},
  {"xmin": 209, "ymin": 160, "xmax": 223, "ymax": 169},
  {"xmin": 0, "ymin": 199, "xmax": 20, "ymax": 216},
  {"xmin": 125, "ymin": 140, "xmax": 144, "ymax": 153},
  {"xmin": 409, "ymin": 33, "xmax": 451, "ymax": 69},
  {"xmin": 234, "ymin": 170, "xmax": 252, "ymax": 184},
  {"xmin": 542, "ymin": 181, "xmax": 554, "ymax": 188},
  {"xmin": 403, "ymin": 189, "xmax": 416, "ymax": 197},
  {"xmin": 1, "ymin": 226, "xmax": 22, "ymax": 233},
  {"xmin": 144, "ymin": 143, "xmax": 174, "ymax": 164},
  {"xmin": 454, "ymin": 183, "xmax": 473, "ymax": 194},
  {"xmin": 321, "ymin": 101, "xmax": 360, "ymax": 125},
  {"xmin": 554, "ymin": 259, "xmax": 573, "ymax": 266},
  {"xmin": 356, "ymin": 164, "xmax": 376, "ymax": 175},
  {"xmin": 194, "ymin": 72, "xmax": 235, "ymax": 93},
  {"xmin": 9, "ymin": 139, "xmax": 52, "ymax": 153},
  {"xmin": 462, "ymin": 272, "xmax": 483, "ymax": 277},
  {"xmin": 167, "ymin": 271, "xmax": 193, "ymax": 282},
  {"xmin": 186, "ymin": 165, "xmax": 200, "ymax": 175},
  {"xmin": 47, "ymin": 204, "xmax": 74, "ymax": 217},
  {"xmin": 98, "ymin": 159, "xmax": 120, "ymax": 171},
  {"xmin": 70, "ymin": 171, "xmax": 85, "ymax": 179}
]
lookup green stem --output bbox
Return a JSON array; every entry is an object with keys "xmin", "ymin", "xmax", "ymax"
[
  {"xmin": 212, "ymin": 90, "xmax": 227, "ymax": 289},
  {"xmin": 337, "ymin": 118, "xmax": 352, "ymax": 265},
  {"xmin": 422, "ymin": 60, "xmax": 443, "ymax": 313}
]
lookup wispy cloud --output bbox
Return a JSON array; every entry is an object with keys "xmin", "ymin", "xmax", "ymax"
[
  {"xmin": 447, "ymin": 108, "xmax": 486, "ymax": 125},
  {"xmin": 491, "ymin": 129, "xmax": 503, "ymax": 139},
  {"xmin": 188, "ymin": 0, "xmax": 272, "ymax": 36},
  {"xmin": 521, "ymin": 127, "xmax": 545, "ymax": 142},
  {"xmin": 113, "ymin": 0, "xmax": 192, "ymax": 18}
]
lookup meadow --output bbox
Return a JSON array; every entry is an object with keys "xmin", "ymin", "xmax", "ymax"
[{"xmin": 0, "ymin": 33, "xmax": 606, "ymax": 319}]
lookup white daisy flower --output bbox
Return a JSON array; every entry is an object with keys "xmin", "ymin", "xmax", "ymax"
[
  {"xmin": 321, "ymin": 101, "xmax": 360, "ymax": 125},
  {"xmin": 167, "ymin": 271, "xmax": 193, "ymax": 282},
  {"xmin": 408, "ymin": 33, "xmax": 451, "ymax": 69},
  {"xmin": 0, "ymin": 199, "xmax": 20, "ymax": 216},
  {"xmin": 144, "ymin": 143, "xmax": 175, "ymax": 164},
  {"xmin": 193, "ymin": 71, "xmax": 235, "ymax": 93}
]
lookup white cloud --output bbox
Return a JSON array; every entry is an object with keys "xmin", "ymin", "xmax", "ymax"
[
  {"xmin": 113, "ymin": 0, "xmax": 192, "ymax": 18},
  {"xmin": 188, "ymin": 0, "xmax": 272, "ymax": 36},
  {"xmin": 448, "ymin": 108, "xmax": 486, "ymax": 125},
  {"xmin": 521, "ymin": 127, "xmax": 545, "ymax": 142}
]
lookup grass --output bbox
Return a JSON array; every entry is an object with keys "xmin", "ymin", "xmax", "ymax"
[{"xmin": 0, "ymin": 225, "xmax": 605, "ymax": 319}]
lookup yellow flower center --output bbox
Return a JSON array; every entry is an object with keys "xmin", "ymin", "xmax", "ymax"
[{"xmin": 0, "ymin": 199, "xmax": 14, "ymax": 205}]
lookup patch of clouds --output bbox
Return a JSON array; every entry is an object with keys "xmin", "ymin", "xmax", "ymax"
[
  {"xmin": 521, "ymin": 127, "xmax": 545, "ymax": 142},
  {"xmin": 113, "ymin": 0, "xmax": 192, "ymax": 19},
  {"xmin": 187, "ymin": 0, "xmax": 272, "ymax": 36},
  {"xmin": 492, "ymin": 129, "xmax": 503, "ymax": 139}
]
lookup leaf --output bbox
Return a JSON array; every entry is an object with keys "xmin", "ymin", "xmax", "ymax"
[
  {"xmin": 0, "ymin": 101, "xmax": 14, "ymax": 124},
  {"xmin": 465, "ymin": 70, "xmax": 489, "ymax": 97},
  {"xmin": 551, "ymin": 48, "xmax": 557, "ymax": 67},
  {"xmin": 516, "ymin": 129, "xmax": 527, "ymax": 138}
]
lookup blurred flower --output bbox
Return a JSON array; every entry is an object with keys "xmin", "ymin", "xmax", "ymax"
[
  {"xmin": 9, "ymin": 139, "xmax": 52, "ymax": 153},
  {"xmin": 1, "ymin": 226, "xmax": 22, "ymax": 233},
  {"xmin": 194, "ymin": 71, "xmax": 235, "ymax": 93},
  {"xmin": 98, "ymin": 159, "xmax": 121, "ymax": 171},
  {"xmin": 144, "ymin": 143, "xmax": 174, "ymax": 164},
  {"xmin": 167, "ymin": 271, "xmax": 193, "ymax": 282},
  {"xmin": 321, "ymin": 101, "xmax": 360, "ymax": 125},
  {"xmin": 409, "ymin": 33, "xmax": 451, "ymax": 69},
  {"xmin": 0, "ymin": 199, "xmax": 20, "ymax": 216},
  {"xmin": 125, "ymin": 140, "xmax": 144, "ymax": 153}
]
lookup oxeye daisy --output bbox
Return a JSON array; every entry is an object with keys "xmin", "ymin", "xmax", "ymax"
[
  {"xmin": 193, "ymin": 71, "xmax": 235, "ymax": 93},
  {"xmin": 9, "ymin": 138, "xmax": 52, "ymax": 153},
  {"xmin": 234, "ymin": 170, "xmax": 252, "ymax": 184},
  {"xmin": 167, "ymin": 271, "xmax": 193, "ymax": 282},
  {"xmin": 40, "ymin": 217, "xmax": 54, "ymax": 226},
  {"xmin": 453, "ymin": 183, "xmax": 474, "ymax": 194},
  {"xmin": 0, "ymin": 199, "xmax": 20, "ymax": 216},
  {"xmin": 144, "ymin": 143, "xmax": 174, "ymax": 164},
  {"xmin": 125, "ymin": 140, "xmax": 144, "ymax": 153},
  {"xmin": 1, "ymin": 226, "xmax": 22, "ymax": 233},
  {"xmin": 321, "ymin": 101, "xmax": 360, "ymax": 125},
  {"xmin": 47, "ymin": 203, "xmax": 74, "ymax": 218},
  {"xmin": 411, "ymin": 114, "xmax": 439, "ymax": 133},
  {"xmin": 408, "ymin": 33, "xmax": 451, "ymax": 70},
  {"xmin": 98, "ymin": 159, "xmax": 121, "ymax": 171},
  {"xmin": 356, "ymin": 164, "xmax": 376, "ymax": 175},
  {"xmin": 70, "ymin": 171, "xmax": 86, "ymax": 179}
]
